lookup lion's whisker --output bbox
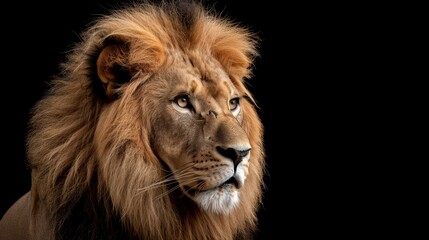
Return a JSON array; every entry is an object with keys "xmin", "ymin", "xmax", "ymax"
[{"xmin": 134, "ymin": 165, "xmax": 199, "ymax": 196}]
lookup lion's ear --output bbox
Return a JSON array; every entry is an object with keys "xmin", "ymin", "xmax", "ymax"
[
  {"xmin": 96, "ymin": 37, "xmax": 165, "ymax": 99},
  {"xmin": 96, "ymin": 44, "xmax": 131, "ymax": 98},
  {"xmin": 213, "ymin": 46, "xmax": 252, "ymax": 81},
  {"xmin": 209, "ymin": 29, "xmax": 258, "ymax": 82}
]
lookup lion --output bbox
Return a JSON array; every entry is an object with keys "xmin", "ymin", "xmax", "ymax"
[{"xmin": 0, "ymin": 1, "xmax": 265, "ymax": 239}]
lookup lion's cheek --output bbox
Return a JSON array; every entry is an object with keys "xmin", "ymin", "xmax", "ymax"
[{"xmin": 153, "ymin": 140, "xmax": 188, "ymax": 171}]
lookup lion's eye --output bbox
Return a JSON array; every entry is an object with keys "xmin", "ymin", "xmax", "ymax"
[
  {"xmin": 176, "ymin": 97, "xmax": 189, "ymax": 108},
  {"xmin": 229, "ymin": 98, "xmax": 240, "ymax": 111},
  {"xmin": 174, "ymin": 94, "xmax": 193, "ymax": 110},
  {"xmin": 229, "ymin": 98, "xmax": 241, "ymax": 117}
]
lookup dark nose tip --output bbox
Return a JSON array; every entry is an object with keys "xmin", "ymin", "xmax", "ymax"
[{"xmin": 216, "ymin": 146, "xmax": 251, "ymax": 170}]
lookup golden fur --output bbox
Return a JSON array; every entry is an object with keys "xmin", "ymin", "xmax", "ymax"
[{"xmin": 2, "ymin": 1, "xmax": 265, "ymax": 240}]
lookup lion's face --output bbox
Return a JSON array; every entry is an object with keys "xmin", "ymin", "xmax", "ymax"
[{"xmin": 145, "ymin": 53, "xmax": 251, "ymax": 214}]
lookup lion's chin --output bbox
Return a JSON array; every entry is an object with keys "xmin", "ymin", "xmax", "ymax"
[{"xmin": 193, "ymin": 184, "xmax": 239, "ymax": 214}]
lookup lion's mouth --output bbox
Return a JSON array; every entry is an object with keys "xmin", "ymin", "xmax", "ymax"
[
  {"xmin": 223, "ymin": 176, "xmax": 239, "ymax": 187},
  {"xmin": 184, "ymin": 176, "xmax": 239, "ymax": 196}
]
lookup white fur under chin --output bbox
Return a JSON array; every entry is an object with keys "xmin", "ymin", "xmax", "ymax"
[{"xmin": 195, "ymin": 185, "xmax": 239, "ymax": 214}]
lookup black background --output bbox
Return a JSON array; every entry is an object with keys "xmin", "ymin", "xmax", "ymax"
[{"xmin": 0, "ymin": 0, "xmax": 391, "ymax": 239}]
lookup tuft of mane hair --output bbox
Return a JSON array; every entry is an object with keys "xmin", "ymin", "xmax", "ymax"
[{"xmin": 0, "ymin": 1, "xmax": 265, "ymax": 240}]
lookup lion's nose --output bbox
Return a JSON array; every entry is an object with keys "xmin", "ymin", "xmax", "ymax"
[{"xmin": 216, "ymin": 146, "xmax": 250, "ymax": 170}]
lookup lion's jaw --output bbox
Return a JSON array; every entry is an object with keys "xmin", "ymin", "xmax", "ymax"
[
  {"xmin": 191, "ymin": 151, "xmax": 251, "ymax": 214},
  {"xmin": 161, "ymin": 144, "xmax": 251, "ymax": 215}
]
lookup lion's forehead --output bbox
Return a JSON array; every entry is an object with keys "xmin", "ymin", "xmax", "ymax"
[{"xmin": 171, "ymin": 51, "xmax": 238, "ymax": 102}]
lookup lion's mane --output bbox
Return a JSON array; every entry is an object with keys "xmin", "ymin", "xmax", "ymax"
[{"xmin": 27, "ymin": 1, "xmax": 265, "ymax": 239}]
